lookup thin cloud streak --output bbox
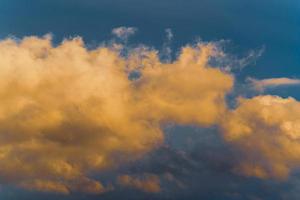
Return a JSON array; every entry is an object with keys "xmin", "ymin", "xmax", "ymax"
[{"xmin": 248, "ymin": 77, "xmax": 300, "ymax": 91}]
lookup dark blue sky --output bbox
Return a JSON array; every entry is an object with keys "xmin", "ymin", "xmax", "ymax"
[
  {"xmin": 0, "ymin": 0, "xmax": 300, "ymax": 199},
  {"xmin": 1, "ymin": 0, "xmax": 299, "ymax": 82}
]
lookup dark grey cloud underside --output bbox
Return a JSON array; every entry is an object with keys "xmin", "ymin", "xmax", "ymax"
[{"xmin": 0, "ymin": 127, "xmax": 297, "ymax": 200}]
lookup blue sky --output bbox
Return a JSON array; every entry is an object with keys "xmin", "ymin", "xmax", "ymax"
[
  {"xmin": 1, "ymin": 0, "xmax": 299, "ymax": 77},
  {"xmin": 0, "ymin": 0, "xmax": 300, "ymax": 199}
]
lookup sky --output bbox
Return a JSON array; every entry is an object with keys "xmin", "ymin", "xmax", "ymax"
[{"xmin": 0, "ymin": 0, "xmax": 300, "ymax": 199}]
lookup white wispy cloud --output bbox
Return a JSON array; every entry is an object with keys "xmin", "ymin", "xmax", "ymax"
[
  {"xmin": 248, "ymin": 77, "xmax": 300, "ymax": 91},
  {"xmin": 112, "ymin": 26, "xmax": 137, "ymax": 40},
  {"xmin": 161, "ymin": 28, "xmax": 174, "ymax": 62}
]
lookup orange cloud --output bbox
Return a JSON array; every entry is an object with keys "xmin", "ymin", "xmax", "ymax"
[
  {"xmin": 221, "ymin": 95, "xmax": 300, "ymax": 179},
  {"xmin": 117, "ymin": 174, "xmax": 161, "ymax": 193},
  {"xmin": 0, "ymin": 35, "xmax": 233, "ymax": 193}
]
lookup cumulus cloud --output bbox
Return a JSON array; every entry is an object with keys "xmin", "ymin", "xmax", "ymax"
[
  {"xmin": 220, "ymin": 95, "xmax": 300, "ymax": 179},
  {"xmin": 112, "ymin": 27, "xmax": 137, "ymax": 40},
  {"xmin": 4, "ymin": 33, "xmax": 300, "ymax": 195},
  {"xmin": 0, "ymin": 35, "xmax": 233, "ymax": 194},
  {"xmin": 248, "ymin": 77, "xmax": 300, "ymax": 91}
]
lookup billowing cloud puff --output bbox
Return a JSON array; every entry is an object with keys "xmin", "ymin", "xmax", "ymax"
[
  {"xmin": 221, "ymin": 95, "xmax": 300, "ymax": 179},
  {"xmin": 135, "ymin": 43, "xmax": 233, "ymax": 126},
  {"xmin": 0, "ymin": 35, "xmax": 233, "ymax": 193}
]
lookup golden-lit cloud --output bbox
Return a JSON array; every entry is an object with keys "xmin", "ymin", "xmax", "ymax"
[
  {"xmin": 117, "ymin": 174, "xmax": 161, "ymax": 193},
  {"xmin": 221, "ymin": 95, "xmax": 300, "ymax": 179},
  {"xmin": 0, "ymin": 35, "xmax": 233, "ymax": 193}
]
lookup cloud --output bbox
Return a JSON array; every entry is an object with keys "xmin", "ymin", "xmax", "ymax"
[
  {"xmin": 220, "ymin": 95, "xmax": 300, "ymax": 179},
  {"xmin": 117, "ymin": 174, "xmax": 161, "ymax": 193},
  {"xmin": 0, "ymin": 35, "xmax": 233, "ymax": 194},
  {"xmin": 161, "ymin": 28, "xmax": 174, "ymax": 62},
  {"xmin": 210, "ymin": 44, "xmax": 265, "ymax": 72},
  {"xmin": 2, "ymin": 33, "xmax": 300, "ymax": 199},
  {"xmin": 248, "ymin": 77, "xmax": 300, "ymax": 91},
  {"xmin": 112, "ymin": 27, "xmax": 137, "ymax": 40},
  {"xmin": 165, "ymin": 28, "xmax": 173, "ymax": 41},
  {"xmin": 115, "ymin": 134, "xmax": 288, "ymax": 200}
]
